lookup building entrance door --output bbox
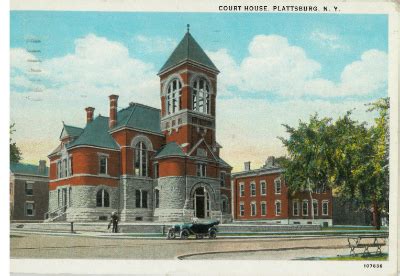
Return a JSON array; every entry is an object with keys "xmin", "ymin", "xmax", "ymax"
[{"xmin": 194, "ymin": 187, "xmax": 210, "ymax": 218}]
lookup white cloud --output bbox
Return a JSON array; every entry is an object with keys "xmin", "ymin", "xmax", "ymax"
[
  {"xmin": 310, "ymin": 30, "xmax": 346, "ymax": 50},
  {"xmin": 208, "ymin": 34, "xmax": 387, "ymax": 98},
  {"xmin": 10, "ymin": 34, "xmax": 161, "ymax": 162},
  {"xmin": 133, "ymin": 35, "xmax": 177, "ymax": 54}
]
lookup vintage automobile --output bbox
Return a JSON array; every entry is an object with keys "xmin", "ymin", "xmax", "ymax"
[{"xmin": 166, "ymin": 219, "xmax": 219, "ymax": 239}]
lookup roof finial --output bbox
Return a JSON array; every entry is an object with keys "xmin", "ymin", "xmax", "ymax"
[{"xmin": 187, "ymin": 24, "xmax": 190, "ymax": 33}]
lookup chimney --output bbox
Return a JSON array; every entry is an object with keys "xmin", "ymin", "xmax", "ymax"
[
  {"xmin": 266, "ymin": 156, "xmax": 275, "ymax": 167},
  {"xmin": 38, "ymin": 160, "xmax": 46, "ymax": 174},
  {"xmin": 244, "ymin": 161, "xmax": 251, "ymax": 171},
  {"xmin": 109, "ymin": 94, "xmax": 119, "ymax": 128},
  {"xmin": 85, "ymin": 107, "xmax": 95, "ymax": 124}
]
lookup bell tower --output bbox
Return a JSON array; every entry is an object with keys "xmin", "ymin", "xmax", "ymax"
[{"xmin": 158, "ymin": 25, "xmax": 220, "ymax": 153}]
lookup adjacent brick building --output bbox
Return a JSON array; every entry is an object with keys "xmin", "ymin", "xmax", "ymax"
[
  {"xmin": 232, "ymin": 157, "xmax": 333, "ymax": 226},
  {"xmin": 10, "ymin": 161, "xmax": 49, "ymax": 221},
  {"xmin": 48, "ymin": 29, "xmax": 232, "ymax": 222}
]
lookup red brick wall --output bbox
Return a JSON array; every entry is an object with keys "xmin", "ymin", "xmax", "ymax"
[{"xmin": 233, "ymin": 172, "xmax": 288, "ymax": 220}]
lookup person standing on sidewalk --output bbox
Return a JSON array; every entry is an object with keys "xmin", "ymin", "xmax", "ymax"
[{"xmin": 108, "ymin": 211, "xmax": 119, "ymax": 233}]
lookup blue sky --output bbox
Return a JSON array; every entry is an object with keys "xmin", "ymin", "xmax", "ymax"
[{"xmin": 10, "ymin": 11, "xmax": 388, "ymax": 170}]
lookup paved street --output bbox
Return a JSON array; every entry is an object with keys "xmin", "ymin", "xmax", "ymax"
[{"xmin": 11, "ymin": 232, "xmax": 387, "ymax": 260}]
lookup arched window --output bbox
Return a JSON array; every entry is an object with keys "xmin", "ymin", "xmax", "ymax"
[
  {"xmin": 134, "ymin": 141, "xmax": 148, "ymax": 176},
  {"xmin": 166, "ymin": 78, "xmax": 182, "ymax": 114},
  {"xmin": 192, "ymin": 77, "xmax": 210, "ymax": 114},
  {"xmin": 96, "ymin": 189, "xmax": 110, "ymax": 207}
]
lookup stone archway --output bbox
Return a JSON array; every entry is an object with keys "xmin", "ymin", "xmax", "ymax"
[{"xmin": 189, "ymin": 183, "xmax": 216, "ymax": 219}]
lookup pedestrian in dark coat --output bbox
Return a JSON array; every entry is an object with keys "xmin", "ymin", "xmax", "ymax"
[{"xmin": 108, "ymin": 211, "xmax": 119, "ymax": 233}]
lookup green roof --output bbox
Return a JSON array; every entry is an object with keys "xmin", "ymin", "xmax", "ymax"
[
  {"xmin": 155, "ymin": 142, "xmax": 185, "ymax": 158},
  {"xmin": 158, "ymin": 32, "xmax": 219, "ymax": 74},
  {"xmin": 10, "ymin": 162, "xmax": 48, "ymax": 176},
  {"xmin": 67, "ymin": 116, "xmax": 119, "ymax": 150},
  {"xmin": 218, "ymin": 157, "xmax": 232, "ymax": 168},
  {"xmin": 112, "ymin": 103, "xmax": 162, "ymax": 134},
  {"xmin": 60, "ymin": 124, "xmax": 83, "ymax": 139}
]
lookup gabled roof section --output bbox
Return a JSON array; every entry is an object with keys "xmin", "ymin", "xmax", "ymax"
[
  {"xmin": 154, "ymin": 142, "xmax": 185, "ymax": 159},
  {"xmin": 218, "ymin": 157, "xmax": 232, "ymax": 169},
  {"xmin": 158, "ymin": 31, "xmax": 219, "ymax": 75},
  {"xmin": 10, "ymin": 162, "xmax": 49, "ymax": 176},
  {"xmin": 111, "ymin": 103, "xmax": 162, "ymax": 135},
  {"xmin": 188, "ymin": 138, "xmax": 218, "ymax": 162},
  {"xmin": 60, "ymin": 124, "xmax": 83, "ymax": 140},
  {"xmin": 67, "ymin": 116, "xmax": 119, "ymax": 150}
]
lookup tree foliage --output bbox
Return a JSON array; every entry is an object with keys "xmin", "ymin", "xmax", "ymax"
[
  {"xmin": 279, "ymin": 98, "xmax": 389, "ymax": 229},
  {"xmin": 10, "ymin": 123, "xmax": 22, "ymax": 163}
]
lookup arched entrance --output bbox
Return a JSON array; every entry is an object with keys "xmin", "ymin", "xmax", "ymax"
[{"xmin": 193, "ymin": 187, "xmax": 210, "ymax": 218}]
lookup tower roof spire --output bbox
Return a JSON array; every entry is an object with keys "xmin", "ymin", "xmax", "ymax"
[{"xmin": 158, "ymin": 26, "xmax": 219, "ymax": 75}]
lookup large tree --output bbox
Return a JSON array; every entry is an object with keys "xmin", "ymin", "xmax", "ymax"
[
  {"xmin": 10, "ymin": 123, "xmax": 22, "ymax": 163},
  {"xmin": 279, "ymin": 98, "xmax": 389, "ymax": 229}
]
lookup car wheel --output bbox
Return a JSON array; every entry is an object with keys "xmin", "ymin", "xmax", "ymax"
[
  {"xmin": 209, "ymin": 229, "xmax": 217, "ymax": 239},
  {"xmin": 180, "ymin": 229, "xmax": 189, "ymax": 240},
  {"xmin": 167, "ymin": 229, "xmax": 176, "ymax": 240}
]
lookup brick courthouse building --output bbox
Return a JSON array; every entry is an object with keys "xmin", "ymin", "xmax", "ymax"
[
  {"xmin": 232, "ymin": 157, "xmax": 333, "ymax": 226},
  {"xmin": 48, "ymin": 30, "xmax": 232, "ymax": 222}
]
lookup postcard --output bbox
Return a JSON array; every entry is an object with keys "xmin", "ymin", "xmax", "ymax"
[{"xmin": 6, "ymin": 0, "xmax": 399, "ymax": 275}]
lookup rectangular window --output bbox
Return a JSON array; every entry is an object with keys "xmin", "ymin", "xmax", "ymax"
[
  {"xmin": 322, "ymin": 201, "xmax": 329, "ymax": 216},
  {"xmin": 68, "ymin": 157, "xmax": 73, "ymax": 176},
  {"xmin": 274, "ymin": 178, "xmax": 281, "ymax": 194},
  {"xmin": 260, "ymin": 181, "xmax": 266, "ymax": 195},
  {"xmin": 220, "ymin": 172, "xmax": 226, "ymax": 187},
  {"xmin": 99, "ymin": 156, "xmax": 107, "ymax": 174},
  {"xmin": 142, "ymin": 191, "xmax": 148, "ymax": 208},
  {"xmin": 275, "ymin": 200, "xmax": 281, "ymax": 216},
  {"xmin": 302, "ymin": 200, "xmax": 309, "ymax": 216},
  {"xmin": 135, "ymin": 190, "xmax": 141, "ymax": 208},
  {"xmin": 57, "ymin": 161, "xmax": 62, "ymax": 178},
  {"xmin": 261, "ymin": 202, "xmax": 267, "ymax": 216},
  {"xmin": 154, "ymin": 190, "xmax": 160, "ymax": 208},
  {"xmin": 313, "ymin": 200, "xmax": 318, "ymax": 216},
  {"xmin": 197, "ymin": 163, "xmax": 206, "ymax": 177},
  {"xmin": 251, "ymin": 202, "xmax": 256, "ymax": 216},
  {"xmin": 25, "ymin": 202, "xmax": 34, "ymax": 216},
  {"xmin": 293, "ymin": 200, "xmax": 299, "ymax": 216},
  {"xmin": 239, "ymin": 183, "xmax": 244, "ymax": 197},
  {"xmin": 250, "ymin": 182, "xmax": 256, "ymax": 196},
  {"xmin": 25, "ymin": 182, "xmax": 33, "ymax": 195},
  {"xmin": 239, "ymin": 202, "xmax": 244, "ymax": 216},
  {"xmin": 154, "ymin": 163, "xmax": 159, "ymax": 178},
  {"xmin": 63, "ymin": 159, "xmax": 68, "ymax": 178}
]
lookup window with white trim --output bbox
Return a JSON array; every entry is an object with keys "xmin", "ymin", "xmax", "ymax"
[
  {"xmin": 134, "ymin": 142, "xmax": 148, "ymax": 177},
  {"xmin": 275, "ymin": 200, "xmax": 281, "ymax": 216},
  {"xmin": 302, "ymin": 200, "xmax": 309, "ymax": 216},
  {"xmin": 251, "ymin": 202, "xmax": 256, "ymax": 216},
  {"xmin": 220, "ymin": 171, "xmax": 226, "ymax": 187},
  {"xmin": 293, "ymin": 200, "xmax": 299, "ymax": 216},
  {"xmin": 260, "ymin": 181, "xmax": 266, "ymax": 195},
  {"xmin": 154, "ymin": 189, "xmax": 160, "ymax": 208},
  {"xmin": 25, "ymin": 202, "xmax": 35, "ymax": 216},
  {"xmin": 63, "ymin": 159, "xmax": 68, "ymax": 178},
  {"xmin": 250, "ymin": 182, "xmax": 256, "ymax": 196},
  {"xmin": 57, "ymin": 160, "xmax": 62, "ymax": 178},
  {"xmin": 192, "ymin": 77, "xmax": 210, "ymax": 114},
  {"xmin": 322, "ymin": 200, "xmax": 329, "ymax": 216},
  {"xmin": 96, "ymin": 189, "xmax": 110, "ymax": 207},
  {"xmin": 25, "ymin": 182, "xmax": 33, "ymax": 195},
  {"xmin": 197, "ymin": 163, "xmax": 206, "ymax": 177},
  {"xmin": 166, "ymin": 78, "xmax": 182, "ymax": 114},
  {"xmin": 261, "ymin": 201, "xmax": 267, "ymax": 216},
  {"xmin": 274, "ymin": 178, "xmax": 281, "ymax": 194},
  {"xmin": 239, "ymin": 202, "xmax": 244, "ymax": 216},
  {"xmin": 68, "ymin": 156, "xmax": 73, "ymax": 176},
  {"xmin": 312, "ymin": 200, "xmax": 318, "ymax": 216},
  {"xmin": 239, "ymin": 183, "xmax": 245, "ymax": 197},
  {"xmin": 99, "ymin": 156, "xmax": 108, "ymax": 175},
  {"xmin": 136, "ymin": 190, "xmax": 148, "ymax": 208}
]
